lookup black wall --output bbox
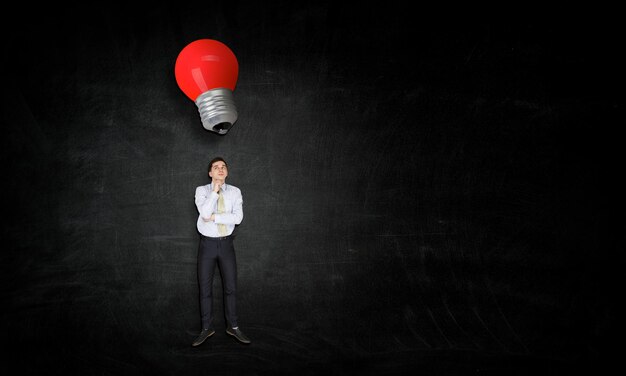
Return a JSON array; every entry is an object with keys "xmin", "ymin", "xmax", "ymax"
[{"xmin": 2, "ymin": 3, "xmax": 620, "ymax": 375}]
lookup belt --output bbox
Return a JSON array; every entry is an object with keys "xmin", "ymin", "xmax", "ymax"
[{"xmin": 202, "ymin": 234, "xmax": 232, "ymax": 241}]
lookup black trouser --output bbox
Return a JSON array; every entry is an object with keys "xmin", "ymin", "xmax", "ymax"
[{"xmin": 197, "ymin": 235, "xmax": 238, "ymax": 329}]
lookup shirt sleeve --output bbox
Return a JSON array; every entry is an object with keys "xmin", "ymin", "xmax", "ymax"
[
  {"xmin": 214, "ymin": 187, "xmax": 244, "ymax": 225},
  {"xmin": 195, "ymin": 185, "xmax": 219, "ymax": 220}
]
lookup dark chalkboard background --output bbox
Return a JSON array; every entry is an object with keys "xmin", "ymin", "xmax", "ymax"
[{"xmin": 2, "ymin": 2, "xmax": 621, "ymax": 375}]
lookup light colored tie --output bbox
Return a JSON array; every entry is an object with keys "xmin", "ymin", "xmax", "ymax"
[{"xmin": 217, "ymin": 189, "xmax": 227, "ymax": 236}]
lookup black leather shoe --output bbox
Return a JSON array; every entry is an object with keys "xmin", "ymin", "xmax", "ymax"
[
  {"xmin": 191, "ymin": 328, "xmax": 215, "ymax": 346},
  {"xmin": 226, "ymin": 326, "xmax": 251, "ymax": 344}
]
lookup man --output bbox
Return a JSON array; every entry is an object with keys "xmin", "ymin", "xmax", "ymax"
[{"xmin": 191, "ymin": 157, "xmax": 250, "ymax": 346}]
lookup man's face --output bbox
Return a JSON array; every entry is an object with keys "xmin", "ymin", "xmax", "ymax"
[{"xmin": 209, "ymin": 161, "xmax": 228, "ymax": 181}]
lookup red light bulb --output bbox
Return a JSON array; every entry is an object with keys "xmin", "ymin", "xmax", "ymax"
[{"xmin": 175, "ymin": 39, "xmax": 239, "ymax": 135}]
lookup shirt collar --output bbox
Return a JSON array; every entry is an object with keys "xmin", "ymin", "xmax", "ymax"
[{"xmin": 210, "ymin": 182, "xmax": 228, "ymax": 191}]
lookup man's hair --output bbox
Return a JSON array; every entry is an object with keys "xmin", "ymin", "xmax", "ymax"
[{"xmin": 208, "ymin": 157, "xmax": 227, "ymax": 173}]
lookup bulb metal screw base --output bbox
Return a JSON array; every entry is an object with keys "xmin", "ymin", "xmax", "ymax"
[{"xmin": 195, "ymin": 88, "xmax": 238, "ymax": 135}]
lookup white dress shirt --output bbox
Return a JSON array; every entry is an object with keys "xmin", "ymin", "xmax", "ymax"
[{"xmin": 195, "ymin": 183, "xmax": 243, "ymax": 237}]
